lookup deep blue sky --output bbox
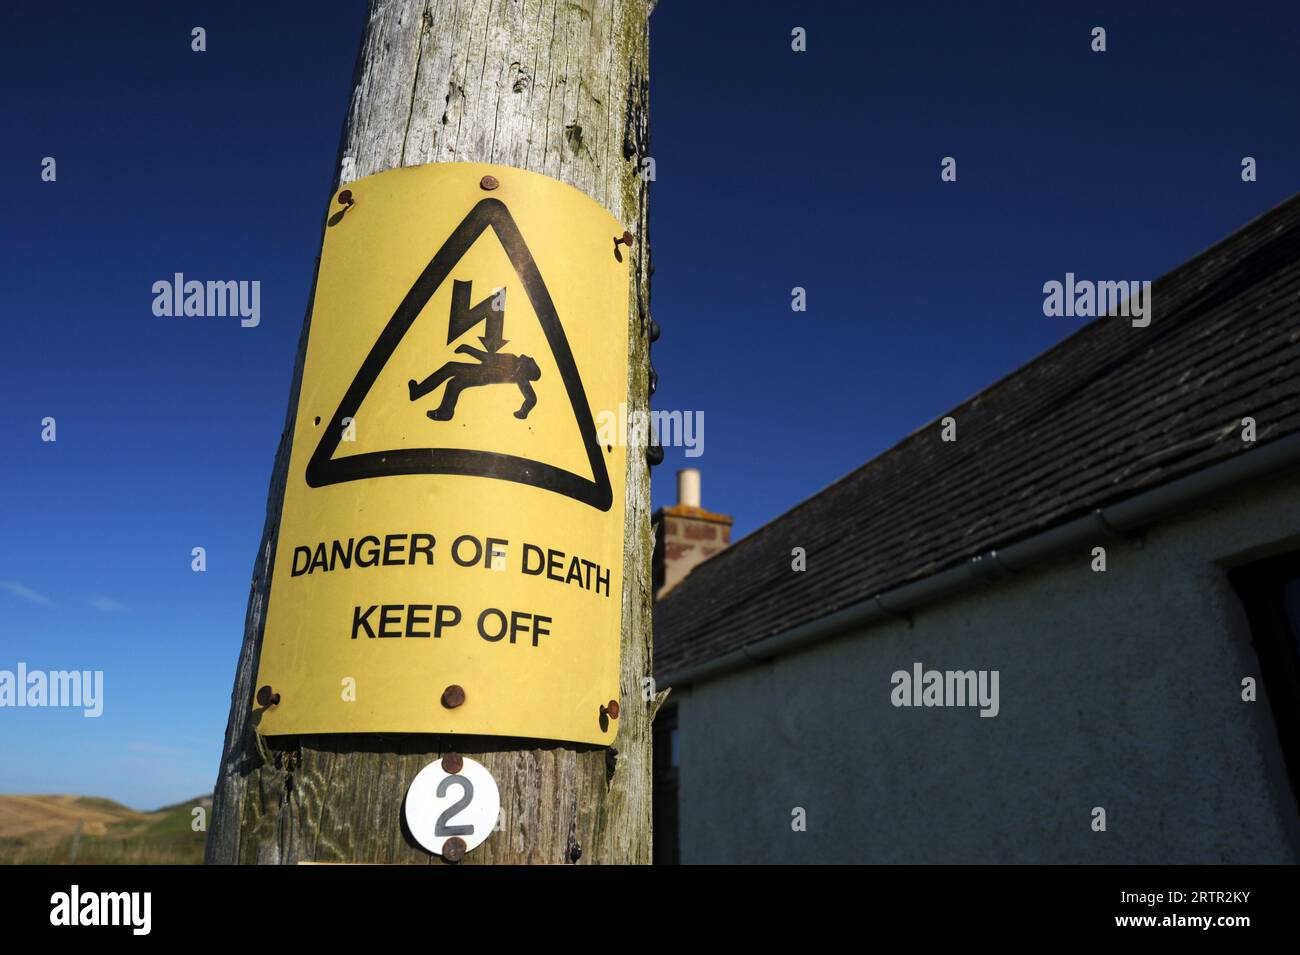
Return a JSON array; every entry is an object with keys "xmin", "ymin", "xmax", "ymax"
[{"xmin": 2, "ymin": 0, "xmax": 1296, "ymax": 809}]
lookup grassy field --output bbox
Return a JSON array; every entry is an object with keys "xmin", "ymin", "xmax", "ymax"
[{"xmin": 0, "ymin": 794, "xmax": 210, "ymax": 864}]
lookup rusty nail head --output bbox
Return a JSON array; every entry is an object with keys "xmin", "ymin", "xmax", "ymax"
[
  {"xmin": 443, "ymin": 836, "xmax": 467, "ymax": 863},
  {"xmin": 441, "ymin": 684, "xmax": 466, "ymax": 708},
  {"xmin": 256, "ymin": 685, "xmax": 280, "ymax": 707},
  {"xmin": 621, "ymin": 230, "xmax": 635, "ymax": 246},
  {"xmin": 480, "ymin": 175, "xmax": 499, "ymax": 191},
  {"xmin": 338, "ymin": 189, "xmax": 354, "ymax": 206},
  {"xmin": 600, "ymin": 699, "xmax": 620, "ymax": 720},
  {"xmin": 442, "ymin": 752, "xmax": 464, "ymax": 774}
]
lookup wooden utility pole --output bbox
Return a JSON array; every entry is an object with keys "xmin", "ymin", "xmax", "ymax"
[{"xmin": 206, "ymin": 0, "xmax": 655, "ymax": 864}]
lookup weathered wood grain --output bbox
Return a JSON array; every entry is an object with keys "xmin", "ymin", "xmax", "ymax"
[{"xmin": 206, "ymin": 0, "xmax": 655, "ymax": 865}]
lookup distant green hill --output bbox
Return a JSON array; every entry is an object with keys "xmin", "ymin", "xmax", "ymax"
[{"xmin": 0, "ymin": 794, "xmax": 210, "ymax": 864}]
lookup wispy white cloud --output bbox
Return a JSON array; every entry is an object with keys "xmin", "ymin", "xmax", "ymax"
[
  {"xmin": 0, "ymin": 580, "xmax": 54, "ymax": 607},
  {"xmin": 89, "ymin": 596, "xmax": 129, "ymax": 613}
]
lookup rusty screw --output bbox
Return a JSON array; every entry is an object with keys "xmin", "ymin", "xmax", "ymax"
[
  {"xmin": 442, "ymin": 752, "xmax": 464, "ymax": 774},
  {"xmin": 441, "ymin": 684, "xmax": 466, "ymax": 709},
  {"xmin": 256, "ymin": 685, "xmax": 281, "ymax": 707},
  {"xmin": 479, "ymin": 175, "xmax": 499, "ymax": 191},
  {"xmin": 599, "ymin": 699, "xmax": 620, "ymax": 721},
  {"xmin": 615, "ymin": 230, "xmax": 635, "ymax": 248},
  {"xmin": 337, "ymin": 189, "xmax": 354, "ymax": 207},
  {"xmin": 443, "ymin": 836, "xmax": 467, "ymax": 863}
]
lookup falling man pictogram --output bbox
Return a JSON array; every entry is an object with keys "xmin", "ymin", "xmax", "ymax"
[{"xmin": 408, "ymin": 278, "xmax": 542, "ymax": 421}]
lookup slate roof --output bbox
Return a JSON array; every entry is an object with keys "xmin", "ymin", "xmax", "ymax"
[{"xmin": 656, "ymin": 195, "xmax": 1300, "ymax": 679}]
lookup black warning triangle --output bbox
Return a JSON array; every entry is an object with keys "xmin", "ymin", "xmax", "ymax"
[{"xmin": 305, "ymin": 197, "xmax": 613, "ymax": 512}]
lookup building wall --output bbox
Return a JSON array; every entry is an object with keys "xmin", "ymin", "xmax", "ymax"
[{"xmin": 671, "ymin": 472, "xmax": 1300, "ymax": 863}]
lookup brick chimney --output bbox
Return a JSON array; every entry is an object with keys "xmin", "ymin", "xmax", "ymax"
[{"xmin": 653, "ymin": 468, "xmax": 733, "ymax": 599}]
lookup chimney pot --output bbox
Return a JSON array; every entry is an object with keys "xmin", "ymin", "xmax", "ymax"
[
  {"xmin": 654, "ymin": 468, "xmax": 732, "ymax": 599},
  {"xmin": 677, "ymin": 468, "xmax": 701, "ymax": 508}
]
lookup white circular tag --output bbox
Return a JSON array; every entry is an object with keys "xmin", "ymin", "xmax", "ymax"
[{"xmin": 405, "ymin": 755, "xmax": 500, "ymax": 857}]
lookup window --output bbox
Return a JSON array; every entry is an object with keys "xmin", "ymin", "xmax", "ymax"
[
  {"xmin": 652, "ymin": 708, "xmax": 680, "ymax": 864},
  {"xmin": 1230, "ymin": 551, "xmax": 1300, "ymax": 813}
]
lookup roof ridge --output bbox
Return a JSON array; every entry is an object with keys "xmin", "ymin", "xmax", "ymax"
[{"xmin": 658, "ymin": 191, "xmax": 1300, "ymax": 610}]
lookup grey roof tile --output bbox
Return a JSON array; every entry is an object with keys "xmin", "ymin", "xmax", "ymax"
[{"xmin": 655, "ymin": 196, "xmax": 1300, "ymax": 678}]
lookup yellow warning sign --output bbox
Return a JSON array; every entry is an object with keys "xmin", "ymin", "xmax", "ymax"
[{"xmin": 253, "ymin": 163, "xmax": 630, "ymax": 745}]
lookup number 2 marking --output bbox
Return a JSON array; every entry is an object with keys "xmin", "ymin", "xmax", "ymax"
[{"xmin": 435, "ymin": 774, "xmax": 475, "ymax": 836}]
